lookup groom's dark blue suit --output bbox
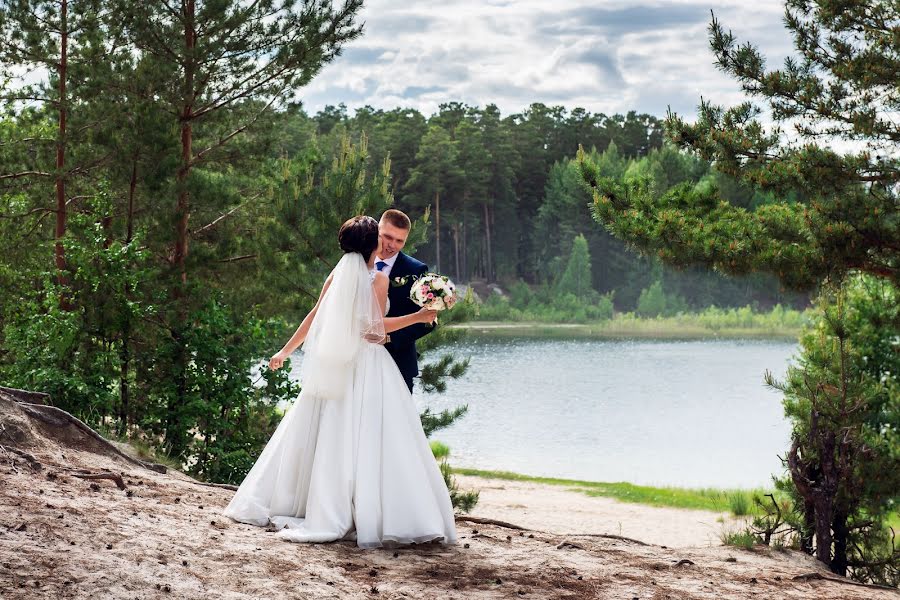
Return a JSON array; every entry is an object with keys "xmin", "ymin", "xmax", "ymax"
[{"xmin": 383, "ymin": 252, "xmax": 434, "ymax": 393}]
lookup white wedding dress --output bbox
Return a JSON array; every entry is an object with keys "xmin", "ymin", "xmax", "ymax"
[{"xmin": 223, "ymin": 253, "xmax": 457, "ymax": 548}]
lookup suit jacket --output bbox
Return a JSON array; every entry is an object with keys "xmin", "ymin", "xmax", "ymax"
[{"xmin": 384, "ymin": 252, "xmax": 434, "ymax": 384}]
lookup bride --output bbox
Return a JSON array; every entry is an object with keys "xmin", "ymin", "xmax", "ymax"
[{"xmin": 223, "ymin": 215, "xmax": 458, "ymax": 548}]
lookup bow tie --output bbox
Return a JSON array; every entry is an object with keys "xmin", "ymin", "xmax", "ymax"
[{"xmin": 376, "ymin": 261, "xmax": 388, "ymax": 271}]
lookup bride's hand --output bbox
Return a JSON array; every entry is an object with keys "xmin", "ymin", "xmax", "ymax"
[
  {"xmin": 269, "ymin": 351, "xmax": 288, "ymax": 371},
  {"xmin": 417, "ymin": 308, "xmax": 438, "ymax": 324}
]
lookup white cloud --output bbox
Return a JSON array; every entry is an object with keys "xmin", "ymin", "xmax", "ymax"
[{"xmin": 297, "ymin": 0, "xmax": 794, "ymax": 118}]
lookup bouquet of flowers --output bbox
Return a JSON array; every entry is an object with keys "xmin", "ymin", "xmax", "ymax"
[{"xmin": 410, "ymin": 273, "xmax": 458, "ymax": 311}]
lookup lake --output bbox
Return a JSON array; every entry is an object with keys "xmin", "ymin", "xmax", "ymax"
[{"xmin": 410, "ymin": 337, "xmax": 797, "ymax": 489}]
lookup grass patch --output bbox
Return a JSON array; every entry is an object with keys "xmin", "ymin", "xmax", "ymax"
[
  {"xmin": 430, "ymin": 440, "xmax": 450, "ymax": 460},
  {"xmin": 462, "ymin": 303, "xmax": 809, "ymax": 340},
  {"xmin": 728, "ymin": 492, "xmax": 752, "ymax": 516},
  {"xmin": 129, "ymin": 439, "xmax": 183, "ymax": 471},
  {"xmin": 97, "ymin": 425, "xmax": 184, "ymax": 472},
  {"xmin": 722, "ymin": 530, "xmax": 757, "ymax": 550},
  {"xmin": 453, "ymin": 467, "xmax": 773, "ymax": 515},
  {"xmin": 454, "ymin": 320, "xmax": 801, "ymax": 341}
]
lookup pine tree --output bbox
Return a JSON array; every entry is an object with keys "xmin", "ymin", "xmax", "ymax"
[
  {"xmin": 578, "ymin": 2, "xmax": 898, "ymax": 290},
  {"xmin": 453, "ymin": 118, "xmax": 490, "ymax": 282},
  {"xmin": 403, "ymin": 124, "xmax": 462, "ymax": 273},
  {"xmin": 116, "ymin": 0, "xmax": 362, "ymax": 456},
  {"xmin": 578, "ymin": 1, "xmax": 899, "ymax": 579},
  {"xmin": 248, "ymin": 132, "xmax": 395, "ymax": 317},
  {"xmin": 477, "ymin": 104, "xmax": 519, "ymax": 282},
  {"xmin": 556, "ymin": 234, "xmax": 593, "ymax": 299},
  {"xmin": 120, "ymin": 0, "xmax": 362, "ymax": 292},
  {"xmin": 0, "ymin": 0, "xmax": 112, "ymax": 301},
  {"xmin": 766, "ymin": 277, "xmax": 899, "ymax": 584}
]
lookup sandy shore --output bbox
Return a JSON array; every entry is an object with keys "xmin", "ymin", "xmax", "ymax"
[
  {"xmin": 455, "ymin": 474, "xmax": 744, "ymax": 548},
  {"xmin": 2, "ymin": 391, "xmax": 894, "ymax": 599}
]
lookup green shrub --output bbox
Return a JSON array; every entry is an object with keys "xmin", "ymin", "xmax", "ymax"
[
  {"xmin": 722, "ymin": 530, "xmax": 757, "ymax": 550},
  {"xmin": 430, "ymin": 440, "xmax": 450, "ymax": 459},
  {"xmin": 728, "ymin": 492, "xmax": 751, "ymax": 516}
]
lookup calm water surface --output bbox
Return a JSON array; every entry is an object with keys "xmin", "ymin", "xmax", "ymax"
[{"xmin": 409, "ymin": 338, "xmax": 797, "ymax": 489}]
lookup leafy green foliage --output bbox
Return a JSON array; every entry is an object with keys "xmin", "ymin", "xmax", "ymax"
[
  {"xmin": 1, "ymin": 193, "xmax": 152, "ymax": 425},
  {"xmin": 578, "ymin": 2, "xmax": 898, "ymax": 290},
  {"xmin": 556, "ymin": 235, "xmax": 593, "ymax": 299},
  {"xmin": 722, "ymin": 530, "xmax": 757, "ymax": 550},
  {"xmin": 478, "ymin": 286, "xmax": 615, "ymax": 324},
  {"xmin": 635, "ymin": 281, "xmax": 687, "ymax": 318},
  {"xmin": 439, "ymin": 460, "xmax": 479, "ymax": 513},
  {"xmin": 574, "ymin": 2, "xmax": 899, "ymax": 580},
  {"xmin": 767, "ymin": 276, "xmax": 899, "ymax": 584}
]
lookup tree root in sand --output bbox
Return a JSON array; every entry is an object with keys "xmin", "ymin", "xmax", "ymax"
[
  {"xmin": 71, "ymin": 471, "xmax": 127, "ymax": 490},
  {"xmin": 556, "ymin": 540, "xmax": 586, "ymax": 550},
  {"xmin": 1, "ymin": 445, "xmax": 43, "ymax": 471},
  {"xmin": 455, "ymin": 515, "xmax": 653, "ymax": 548},
  {"xmin": 793, "ymin": 571, "xmax": 898, "ymax": 591},
  {"xmin": 2, "ymin": 388, "xmax": 167, "ymax": 474},
  {"xmin": 564, "ymin": 532, "xmax": 652, "ymax": 546},
  {"xmin": 455, "ymin": 515, "xmax": 528, "ymax": 530},
  {"xmin": 192, "ymin": 481, "xmax": 239, "ymax": 491}
]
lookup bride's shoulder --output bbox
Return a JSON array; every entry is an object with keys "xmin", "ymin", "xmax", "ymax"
[{"xmin": 372, "ymin": 270, "xmax": 389, "ymax": 287}]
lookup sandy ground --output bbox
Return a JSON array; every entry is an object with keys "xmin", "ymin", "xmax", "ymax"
[
  {"xmin": 455, "ymin": 475, "xmax": 743, "ymax": 548},
  {"xmin": 1, "ymin": 391, "xmax": 896, "ymax": 600}
]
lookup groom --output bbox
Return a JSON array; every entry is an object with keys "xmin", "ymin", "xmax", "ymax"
[{"xmin": 376, "ymin": 209, "xmax": 434, "ymax": 393}]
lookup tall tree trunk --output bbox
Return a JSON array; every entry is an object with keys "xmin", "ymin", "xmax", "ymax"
[
  {"xmin": 168, "ymin": 0, "xmax": 197, "ymax": 457},
  {"xmin": 55, "ymin": 0, "xmax": 69, "ymax": 305},
  {"xmin": 102, "ymin": 214, "xmax": 113, "ymax": 248},
  {"xmin": 117, "ymin": 317, "xmax": 132, "ymax": 436},
  {"xmin": 814, "ymin": 494, "xmax": 834, "ymax": 567},
  {"xmin": 831, "ymin": 510, "xmax": 848, "ymax": 577},
  {"xmin": 117, "ymin": 156, "xmax": 139, "ymax": 436},
  {"xmin": 483, "ymin": 202, "xmax": 494, "ymax": 282},
  {"xmin": 462, "ymin": 209, "xmax": 468, "ymax": 281},
  {"xmin": 435, "ymin": 190, "xmax": 441, "ymax": 272},
  {"xmin": 801, "ymin": 498, "xmax": 816, "ymax": 555},
  {"xmin": 126, "ymin": 157, "xmax": 137, "ymax": 243},
  {"xmin": 174, "ymin": 0, "xmax": 195, "ymax": 288},
  {"xmin": 452, "ymin": 221, "xmax": 460, "ymax": 280}
]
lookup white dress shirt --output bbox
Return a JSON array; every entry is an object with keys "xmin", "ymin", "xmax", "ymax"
[{"xmin": 374, "ymin": 253, "xmax": 399, "ymax": 278}]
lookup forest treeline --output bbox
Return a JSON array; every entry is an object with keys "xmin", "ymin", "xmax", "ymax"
[{"xmin": 299, "ymin": 102, "xmax": 808, "ymax": 312}]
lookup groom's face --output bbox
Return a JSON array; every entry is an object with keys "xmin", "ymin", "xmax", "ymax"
[{"xmin": 378, "ymin": 220, "xmax": 408, "ymax": 259}]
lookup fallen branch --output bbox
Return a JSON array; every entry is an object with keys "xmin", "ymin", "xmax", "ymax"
[
  {"xmin": 72, "ymin": 472, "xmax": 127, "ymax": 490},
  {"xmin": 557, "ymin": 540, "xmax": 586, "ymax": 550},
  {"xmin": 559, "ymin": 533, "xmax": 651, "ymax": 546},
  {"xmin": 454, "ymin": 515, "xmax": 528, "ymax": 530},
  {"xmin": 453, "ymin": 516, "xmax": 652, "ymax": 547},
  {"xmin": 193, "ymin": 481, "xmax": 239, "ymax": 491},
  {"xmin": 791, "ymin": 571, "xmax": 897, "ymax": 590}
]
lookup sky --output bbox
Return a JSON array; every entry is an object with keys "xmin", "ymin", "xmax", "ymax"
[{"xmin": 298, "ymin": 0, "xmax": 794, "ymax": 119}]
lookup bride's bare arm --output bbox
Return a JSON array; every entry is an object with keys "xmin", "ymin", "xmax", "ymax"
[
  {"xmin": 269, "ymin": 274, "xmax": 333, "ymax": 370},
  {"xmin": 372, "ymin": 272, "xmax": 436, "ymax": 334}
]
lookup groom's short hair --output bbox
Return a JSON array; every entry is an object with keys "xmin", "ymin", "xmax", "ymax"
[{"xmin": 381, "ymin": 209, "xmax": 411, "ymax": 230}]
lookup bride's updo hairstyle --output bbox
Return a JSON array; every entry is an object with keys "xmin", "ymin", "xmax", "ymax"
[{"xmin": 338, "ymin": 215, "xmax": 379, "ymax": 262}]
